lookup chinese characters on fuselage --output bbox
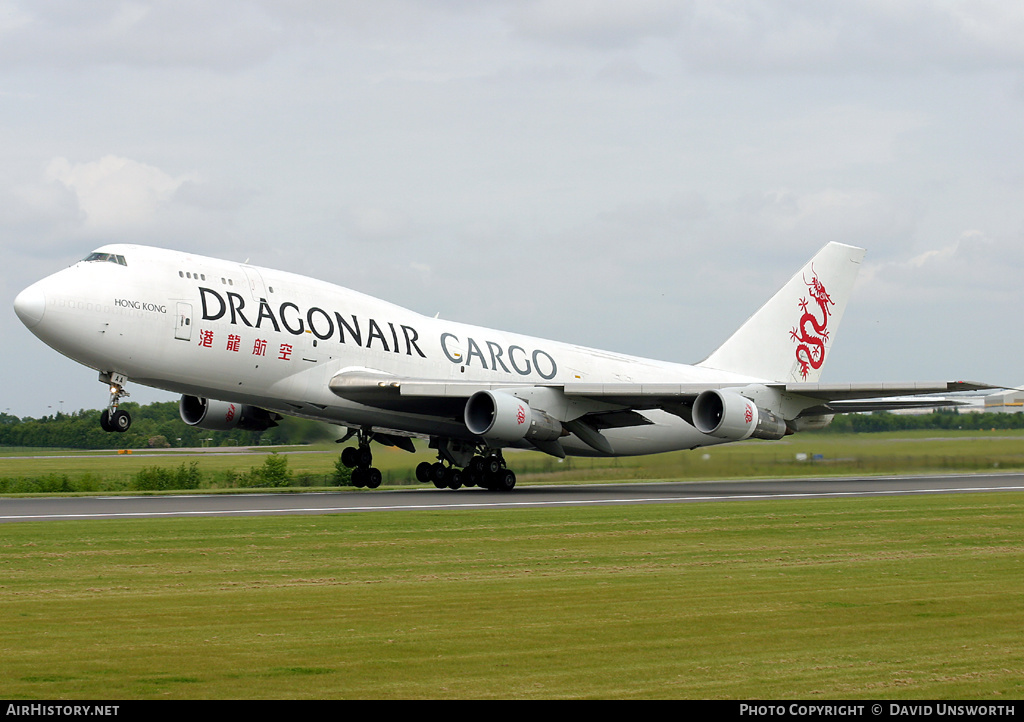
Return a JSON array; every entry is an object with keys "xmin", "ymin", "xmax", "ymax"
[{"xmin": 196, "ymin": 287, "xmax": 558, "ymax": 378}]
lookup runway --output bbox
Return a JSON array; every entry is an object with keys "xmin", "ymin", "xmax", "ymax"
[{"xmin": 2, "ymin": 472, "xmax": 1023, "ymax": 523}]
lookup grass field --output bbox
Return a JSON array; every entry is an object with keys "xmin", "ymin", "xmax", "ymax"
[
  {"xmin": 3, "ymin": 429, "xmax": 1024, "ymax": 492},
  {"xmin": 2, "ymin": 492, "xmax": 1022, "ymax": 699}
]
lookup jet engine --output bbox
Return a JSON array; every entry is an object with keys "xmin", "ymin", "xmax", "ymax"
[
  {"xmin": 179, "ymin": 395, "xmax": 278, "ymax": 432},
  {"xmin": 464, "ymin": 390, "xmax": 563, "ymax": 444},
  {"xmin": 692, "ymin": 389, "xmax": 787, "ymax": 441}
]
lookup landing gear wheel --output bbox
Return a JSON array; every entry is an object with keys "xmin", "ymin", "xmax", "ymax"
[
  {"xmin": 365, "ymin": 467, "xmax": 382, "ymax": 489},
  {"xmin": 341, "ymin": 446, "xmax": 359, "ymax": 468},
  {"xmin": 425, "ymin": 442, "xmax": 516, "ymax": 491},
  {"xmin": 494, "ymin": 469, "xmax": 516, "ymax": 492},
  {"xmin": 101, "ymin": 409, "xmax": 131, "ymax": 433},
  {"xmin": 430, "ymin": 462, "xmax": 448, "ymax": 489},
  {"xmin": 111, "ymin": 409, "xmax": 132, "ymax": 432}
]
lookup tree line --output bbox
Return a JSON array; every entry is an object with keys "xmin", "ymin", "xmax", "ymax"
[
  {"xmin": 1, "ymin": 402, "xmax": 1022, "ymax": 451},
  {"xmin": 0, "ymin": 401, "xmax": 336, "ymax": 449},
  {"xmin": 820, "ymin": 408, "xmax": 1024, "ymax": 433}
]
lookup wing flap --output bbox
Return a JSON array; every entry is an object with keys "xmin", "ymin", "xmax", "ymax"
[{"xmin": 819, "ymin": 398, "xmax": 970, "ymax": 414}]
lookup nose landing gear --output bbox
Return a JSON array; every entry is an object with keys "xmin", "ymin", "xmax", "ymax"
[{"xmin": 98, "ymin": 372, "xmax": 131, "ymax": 433}]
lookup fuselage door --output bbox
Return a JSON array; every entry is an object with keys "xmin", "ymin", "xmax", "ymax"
[
  {"xmin": 242, "ymin": 266, "xmax": 267, "ymax": 302},
  {"xmin": 175, "ymin": 302, "xmax": 193, "ymax": 341}
]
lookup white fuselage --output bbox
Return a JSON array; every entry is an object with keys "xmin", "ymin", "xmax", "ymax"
[{"xmin": 16, "ymin": 244, "xmax": 763, "ymax": 456}]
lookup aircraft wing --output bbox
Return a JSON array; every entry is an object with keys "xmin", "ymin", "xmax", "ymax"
[
  {"xmin": 329, "ymin": 369, "xmax": 993, "ymax": 419},
  {"xmin": 329, "ymin": 371, "xmax": 997, "ymax": 457},
  {"xmin": 562, "ymin": 380, "xmax": 992, "ymax": 412}
]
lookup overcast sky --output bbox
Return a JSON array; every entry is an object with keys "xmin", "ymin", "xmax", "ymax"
[{"xmin": 3, "ymin": 1, "xmax": 1023, "ymax": 418}]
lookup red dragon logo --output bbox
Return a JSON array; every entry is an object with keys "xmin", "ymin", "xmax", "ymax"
[{"xmin": 789, "ymin": 267, "xmax": 835, "ymax": 379}]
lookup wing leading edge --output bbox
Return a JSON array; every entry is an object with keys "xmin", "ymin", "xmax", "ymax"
[{"xmin": 330, "ymin": 370, "xmax": 993, "ymax": 411}]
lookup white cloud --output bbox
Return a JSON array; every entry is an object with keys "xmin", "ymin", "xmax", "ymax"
[
  {"xmin": 859, "ymin": 229, "xmax": 1022, "ymax": 302},
  {"xmin": 343, "ymin": 205, "xmax": 413, "ymax": 243},
  {"xmin": 0, "ymin": 1, "xmax": 31, "ymax": 32},
  {"xmin": 509, "ymin": 0, "xmax": 685, "ymax": 49},
  {"xmin": 0, "ymin": 0, "xmax": 284, "ymax": 70},
  {"xmin": 675, "ymin": 1, "xmax": 1024, "ymax": 73},
  {"xmin": 45, "ymin": 155, "xmax": 199, "ymax": 233},
  {"xmin": 731, "ymin": 188, "xmax": 919, "ymax": 249}
]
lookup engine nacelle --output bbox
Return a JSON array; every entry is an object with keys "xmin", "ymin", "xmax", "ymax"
[
  {"xmin": 464, "ymin": 390, "xmax": 563, "ymax": 444},
  {"xmin": 179, "ymin": 395, "xmax": 278, "ymax": 432},
  {"xmin": 692, "ymin": 389, "xmax": 787, "ymax": 441}
]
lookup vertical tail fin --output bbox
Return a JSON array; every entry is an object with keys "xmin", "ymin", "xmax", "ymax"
[{"xmin": 697, "ymin": 242, "xmax": 865, "ymax": 382}]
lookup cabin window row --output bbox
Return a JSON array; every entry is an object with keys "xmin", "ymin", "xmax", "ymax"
[{"xmin": 177, "ymin": 271, "xmax": 241, "ymax": 287}]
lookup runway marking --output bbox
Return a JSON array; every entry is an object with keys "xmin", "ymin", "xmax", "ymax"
[{"xmin": 3, "ymin": 484, "xmax": 1024, "ymax": 521}]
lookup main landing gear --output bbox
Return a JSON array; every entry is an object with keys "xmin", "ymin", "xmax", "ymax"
[
  {"xmin": 339, "ymin": 430, "xmax": 383, "ymax": 489},
  {"xmin": 415, "ymin": 449, "xmax": 516, "ymax": 492},
  {"xmin": 99, "ymin": 372, "xmax": 131, "ymax": 433}
]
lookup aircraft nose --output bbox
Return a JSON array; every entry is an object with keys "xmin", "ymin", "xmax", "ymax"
[{"xmin": 14, "ymin": 282, "xmax": 47, "ymax": 329}]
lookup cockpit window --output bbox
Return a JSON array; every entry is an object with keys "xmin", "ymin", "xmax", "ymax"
[{"xmin": 84, "ymin": 252, "xmax": 127, "ymax": 266}]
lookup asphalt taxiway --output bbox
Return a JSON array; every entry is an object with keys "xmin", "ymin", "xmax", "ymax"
[{"xmin": 2, "ymin": 472, "xmax": 1022, "ymax": 523}]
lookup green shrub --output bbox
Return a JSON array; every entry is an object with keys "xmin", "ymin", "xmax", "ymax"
[
  {"xmin": 240, "ymin": 453, "xmax": 293, "ymax": 488},
  {"xmin": 176, "ymin": 461, "xmax": 202, "ymax": 489},
  {"xmin": 333, "ymin": 456, "xmax": 352, "ymax": 486},
  {"xmin": 133, "ymin": 462, "xmax": 203, "ymax": 491}
]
